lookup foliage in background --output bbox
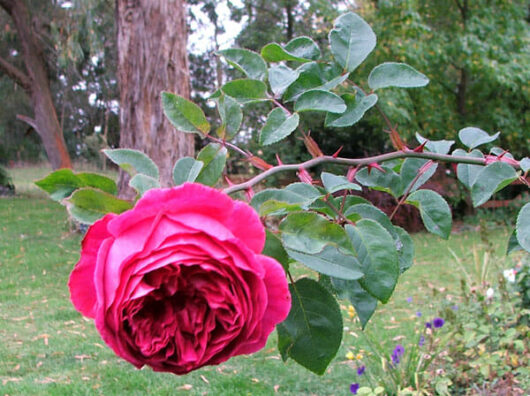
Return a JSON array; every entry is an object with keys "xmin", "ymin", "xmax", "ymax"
[{"xmin": 359, "ymin": 0, "xmax": 529, "ymax": 158}]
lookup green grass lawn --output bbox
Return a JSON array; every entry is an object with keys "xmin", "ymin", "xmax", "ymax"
[{"xmin": 0, "ymin": 169, "xmax": 521, "ymax": 395}]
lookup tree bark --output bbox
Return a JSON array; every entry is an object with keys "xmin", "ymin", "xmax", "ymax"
[
  {"xmin": 116, "ymin": 0, "xmax": 194, "ymax": 194},
  {"xmin": 0, "ymin": 0, "xmax": 72, "ymax": 169}
]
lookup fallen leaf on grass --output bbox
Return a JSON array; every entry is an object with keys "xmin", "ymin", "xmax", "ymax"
[
  {"xmin": 200, "ymin": 375, "xmax": 209, "ymax": 384},
  {"xmin": 2, "ymin": 377, "xmax": 22, "ymax": 385},
  {"xmin": 32, "ymin": 334, "xmax": 49, "ymax": 345},
  {"xmin": 177, "ymin": 384, "xmax": 193, "ymax": 391}
]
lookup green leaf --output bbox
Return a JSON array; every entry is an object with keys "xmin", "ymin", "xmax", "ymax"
[
  {"xmin": 329, "ymin": 12, "xmax": 376, "ymax": 73},
  {"xmin": 35, "ymin": 169, "xmax": 117, "ymax": 201},
  {"xmin": 355, "ymin": 165, "xmax": 402, "ymax": 197},
  {"xmin": 283, "ymin": 62, "xmax": 345, "ymax": 102},
  {"xmin": 263, "ymin": 230, "xmax": 290, "ymax": 271},
  {"xmin": 458, "ymin": 127, "xmax": 500, "ymax": 149},
  {"xmin": 161, "ymin": 92, "xmax": 210, "ymax": 135},
  {"xmin": 251, "ymin": 184, "xmax": 321, "ymax": 216},
  {"xmin": 280, "ymin": 212, "xmax": 362, "ymax": 279},
  {"xmin": 217, "ymin": 48, "xmax": 267, "ymax": 81},
  {"xmin": 406, "ymin": 190, "xmax": 452, "ymax": 239},
  {"xmin": 400, "ymin": 158, "xmax": 438, "ymax": 193},
  {"xmin": 284, "ymin": 36, "xmax": 321, "ymax": 60},
  {"xmin": 172, "ymin": 157, "xmax": 204, "ymax": 186},
  {"xmin": 325, "ymin": 92, "xmax": 378, "ymax": 128},
  {"xmin": 102, "ymin": 149, "xmax": 159, "ymax": 179},
  {"xmin": 453, "ymin": 149, "xmax": 484, "ymax": 189},
  {"xmin": 368, "ymin": 62, "xmax": 429, "ymax": 90},
  {"xmin": 415, "ymin": 133, "xmax": 454, "ymax": 155},
  {"xmin": 343, "ymin": 204, "xmax": 413, "ymax": 273},
  {"xmin": 277, "ymin": 278, "xmax": 343, "ymax": 375},
  {"xmin": 506, "ymin": 230, "xmax": 523, "ymax": 255},
  {"xmin": 516, "ymin": 203, "xmax": 530, "ymax": 252},
  {"xmin": 129, "ymin": 174, "xmax": 160, "ymax": 196},
  {"xmin": 394, "ymin": 226, "xmax": 414, "ymax": 273},
  {"xmin": 195, "ymin": 143, "xmax": 227, "ymax": 186},
  {"xmin": 216, "ymin": 94, "xmax": 243, "ymax": 140},
  {"xmin": 76, "ymin": 173, "xmax": 117, "ymax": 195},
  {"xmin": 261, "ymin": 36, "xmax": 320, "ymax": 62},
  {"xmin": 332, "ymin": 278, "xmax": 378, "ymax": 329},
  {"xmin": 470, "ymin": 162, "xmax": 517, "ymax": 207},
  {"xmin": 259, "ymin": 108, "xmax": 300, "ymax": 146},
  {"xmin": 311, "ymin": 195, "xmax": 370, "ymax": 219},
  {"xmin": 346, "ymin": 220, "xmax": 399, "ymax": 303},
  {"xmin": 294, "ymin": 89, "xmax": 346, "ymax": 113},
  {"xmin": 520, "ymin": 157, "xmax": 530, "ymax": 172},
  {"xmin": 321, "ymin": 172, "xmax": 361, "ymax": 193},
  {"xmin": 221, "ymin": 79, "xmax": 268, "ymax": 103},
  {"xmin": 268, "ymin": 65, "xmax": 300, "ymax": 97},
  {"xmin": 280, "ymin": 212, "xmax": 353, "ymax": 253},
  {"xmin": 66, "ymin": 188, "xmax": 133, "ymax": 224},
  {"xmin": 344, "ymin": 204, "xmax": 396, "ymax": 235},
  {"xmin": 285, "ymin": 245, "xmax": 363, "ymax": 280}
]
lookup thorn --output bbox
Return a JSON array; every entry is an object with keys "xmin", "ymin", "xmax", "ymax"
[
  {"xmin": 346, "ymin": 166, "xmax": 358, "ymax": 182},
  {"xmin": 245, "ymin": 187, "xmax": 255, "ymax": 202},
  {"xmin": 275, "ymin": 153, "xmax": 283, "ymax": 166},
  {"xmin": 224, "ymin": 176, "xmax": 234, "ymax": 187},
  {"xmin": 367, "ymin": 162, "xmax": 385, "ymax": 174},
  {"xmin": 413, "ymin": 141, "xmax": 428, "ymax": 153},
  {"xmin": 332, "ymin": 146, "xmax": 344, "ymax": 158}
]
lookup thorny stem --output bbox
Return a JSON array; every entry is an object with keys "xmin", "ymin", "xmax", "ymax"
[
  {"xmin": 206, "ymin": 135, "xmax": 249, "ymax": 158},
  {"xmin": 223, "ymin": 151, "xmax": 519, "ymax": 194},
  {"xmin": 322, "ymin": 195, "xmax": 355, "ymax": 226},
  {"xmin": 272, "ymin": 98, "xmax": 291, "ymax": 115},
  {"xmin": 389, "ymin": 161, "xmax": 433, "ymax": 221}
]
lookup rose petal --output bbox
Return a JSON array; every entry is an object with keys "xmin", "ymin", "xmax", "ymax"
[
  {"xmin": 69, "ymin": 213, "xmax": 115, "ymax": 318},
  {"xmin": 234, "ymin": 255, "xmax": 291, "ymax": 355},
  {"xmin": 107, "ymin": 184, "xmax": 265, "ymax": 254}
]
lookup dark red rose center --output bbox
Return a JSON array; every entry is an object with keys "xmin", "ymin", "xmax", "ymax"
[{"xmin": 121, "ymin": 263, "xmax": 247, "ymax": 369}]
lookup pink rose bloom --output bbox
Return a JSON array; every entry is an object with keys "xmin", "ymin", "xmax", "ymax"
[{"xmin": 69, "ymin": 183, "xmax": 291, "ymax": 374}]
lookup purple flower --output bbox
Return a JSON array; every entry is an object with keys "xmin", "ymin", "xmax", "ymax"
[
  {"xmin": 350, "ymin": 383, "xmax": 360, "ymax": 394},
  {"xmin": 425, "ymin": 321, "xmax": 432, "ymax": 329},
  {"xmin": 391, "ymin": 344, "xmax": 404, "ymax": 365},
  {"xmin": 406, "ymin": 297, "xmax": 413, "ymax": 303},
  {"xmin": 416, "ymin": 311, "xmax": 422, "ymax": 317},
  {"xmin": 357, "ymin": 365, "xmax": 366, "ymax": 376},
  {"xmin": 451, "ymin": 305, "xmax": 459, "ymax": 311},
  {"xmin": 433, "ymin": 317, "xmax": 445, "ymax": 328},
  {"xmin": 419, "ymin": 335, "xmax": 425, "ymax": 347}
]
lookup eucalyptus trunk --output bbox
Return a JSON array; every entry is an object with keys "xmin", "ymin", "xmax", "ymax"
[
  {"xmin": 116, "ymin": 0, "xmax": 194, "ymax": 194},
  {"xmin": 0, "ymin": 0, "xmax": 72, "ymax": 170}
]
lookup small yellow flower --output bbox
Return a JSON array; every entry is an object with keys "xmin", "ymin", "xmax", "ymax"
[
  {"xmin": 346, "ymin": 351, "xmax": 355, "ymax": 360},
  {"xmin": 356, "ymin": 353, "xmax": 363, "ymax": 360},
  {"xmin": 348, "ymin": 305, "xmax": 356, "ymax": 319}
]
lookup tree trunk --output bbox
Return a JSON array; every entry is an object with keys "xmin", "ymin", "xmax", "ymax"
[
  {"xmin": 0, "ymin": 0, "xmax": 72, "ymax": 170},
  {"xmin": 116, "ymin": 0, "xmax": 194, "ymax": 194}
]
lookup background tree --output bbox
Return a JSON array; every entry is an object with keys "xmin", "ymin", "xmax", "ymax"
[
  {"xmin": 116, "ymin": 0, "xmax": 194, "ymax": 192},
  {"xmin": 0, "ymin": 0, "xmax": 71, "ymax": 169},
  {"xmin": 360, "ymin": 0, "xmax": 529, "ymax": 157},
  {"xmin": 0, "ymin": 0, "xmax": 119, "ymax": 167}
]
